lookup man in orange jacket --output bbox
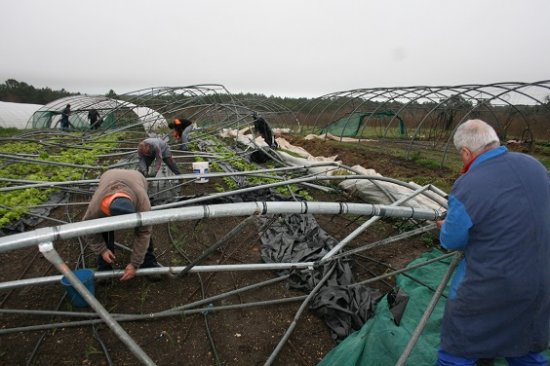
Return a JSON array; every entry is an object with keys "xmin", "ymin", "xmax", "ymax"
[{"xmin": 168, "ymin": 117, "xmax": 193, "ymax": 150}]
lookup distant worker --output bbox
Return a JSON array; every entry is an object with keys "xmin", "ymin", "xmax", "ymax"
[
  {"xmin": 137, "ymin": 137, "xmax": 181, "ymax": 177},
  {"xmin": 168, "ymin": 117, "xmax": 193, "ymax": 151},
  {"xmin": 83, "ymin": 169, "xmax": 160, "ymax": 281},
  {"xmin": 252, "ymin": 113, "xmax": 278, "ymax": 149},
  {"xmin": 87, "ymin": 108, "xmax": 102, "ymax": 130},
  {"xmin": 250, "ymin": 113, "xmax": 278, "ymax": 164},
  {"xmin": 436, "ymin": 119, "xmax": 550, "ymax": 366},
  {"xmin": 60, "ymin": 104, "xmax": 74, "ymax": 130}
]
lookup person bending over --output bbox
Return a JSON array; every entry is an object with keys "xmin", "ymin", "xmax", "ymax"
[
  {"xmin": 168, "ymin": 117, "xmax": 194, "ymax": 151},
  {"xmin": 83, "ymin": 169, "xmax": 160, "ymax": 281},
  {"xmin": 252, "ymin": 113, "xmax": 277, "ymax": 149},
  {"xmin": 137, "ymin": 137, "xmax": 181, "ymax": 177}
]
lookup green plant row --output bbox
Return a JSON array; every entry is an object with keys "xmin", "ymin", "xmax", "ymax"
[
  {"xmin": 198, "ymin": 137, "xmax": 313, "ymax": 200},
  {"xmin": 0, "ymin": 133, "xmax": 124, "ymax": 228}
]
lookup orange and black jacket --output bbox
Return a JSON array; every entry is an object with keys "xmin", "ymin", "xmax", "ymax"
[{"xmin": 173, "ymin": 118, "xmax": 192, "ymax": 140}]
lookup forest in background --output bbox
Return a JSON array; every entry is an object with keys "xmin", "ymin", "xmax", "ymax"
[
  {"xmin": 0, "ymin": 79, "xmax": 80, "ymax": 104},
  {"xmin": 0, "ymin": 79, "xmax": 310, "ymax": 109},
  {"xmin": 2, "ymin": 79, "xmax": 549, "ymax": 144}
]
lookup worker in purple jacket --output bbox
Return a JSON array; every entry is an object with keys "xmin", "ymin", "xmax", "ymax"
[{"xmin": 436, "ymin": 119, "xmax": 549, "ymax": 366}]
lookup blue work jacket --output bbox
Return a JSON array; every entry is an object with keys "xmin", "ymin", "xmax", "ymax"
[{"xmin": 439, "ymin": 146, "xmax": 550, "ymax": 358}]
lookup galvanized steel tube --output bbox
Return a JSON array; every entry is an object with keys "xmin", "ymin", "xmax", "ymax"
[
  {"xmin": 0, "ymin": 201, "xmax": 443, "ymax": 253},
  {"xmin": 38, "ymin": 242, "xmax": 156, "ymax": 366}
]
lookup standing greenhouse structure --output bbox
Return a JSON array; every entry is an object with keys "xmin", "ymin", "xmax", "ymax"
[
  {"xmin": 27, "ymin": 95, "xmax": 168, "ymax": 131},
  {"xmin": 0, "ymin": 101, "xmax": 43, "ymax": 129}
]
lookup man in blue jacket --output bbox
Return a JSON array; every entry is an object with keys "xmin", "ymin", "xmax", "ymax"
[{"xmin": 437, "ymin": 119, "xmax": 549, "ymax": 366}]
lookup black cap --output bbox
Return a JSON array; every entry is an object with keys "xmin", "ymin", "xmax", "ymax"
[{"xmin": 109, "ymin": 197, "xmax": 136, "ymax": 216}]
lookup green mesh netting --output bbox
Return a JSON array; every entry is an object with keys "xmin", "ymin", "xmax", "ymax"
[
  {"xmin": 318, "ymin": 249, "xmax": 550, "ymax": 366},
  {"xmin": 30, "ymin": 111, "xmax": 116, "ymax": 130},
  {"xmin": 320, "ymin": 111, "xmax": 405, "ymax": 138}
]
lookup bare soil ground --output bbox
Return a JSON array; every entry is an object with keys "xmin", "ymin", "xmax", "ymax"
[{"xmin": 0, "ymin": 135, "xmax": 453, "ymax": 366}]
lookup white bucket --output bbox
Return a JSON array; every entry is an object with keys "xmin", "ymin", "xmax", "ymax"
[{"xmin": 192, "ymin": 161, "xmax": 209, "ymax": 183}]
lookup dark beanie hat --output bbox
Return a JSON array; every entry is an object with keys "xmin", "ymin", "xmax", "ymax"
[{"xmin": 109, "ymin": 197, "xmax": 136, "ymax": 216}]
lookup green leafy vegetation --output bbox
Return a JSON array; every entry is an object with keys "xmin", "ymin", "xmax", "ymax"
[
  {"xmin": 421, "ymin": 232, "xmax": 438, "ymax": 248},
  {"xmin": 198, "ymin": 136, "xmax": 313, "ymax": 200},
  {"xmin": 0, "ymin": 127, "xmax": 21, "ymax": 137},
  {"xmin": 408, "ymin": 151, "xmax": 443, "ymax": 170},
  {"xmin": 0, "ymin": 133, "xmax": 124, "ymax": 228}
]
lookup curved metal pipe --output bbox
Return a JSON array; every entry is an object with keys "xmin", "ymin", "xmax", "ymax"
[
  {"xmin": 395, "ymin": 252, "xmax": 463, "ymax": 366},
  {"xmin": 152, "ymin": 173, "xmax": 446, "ymax": 210},
  {"xmin": 38, "ymin": 242, "xmax": 156, "ymax": 366},
  {"xmin": 264, "ymin": 264, "xmax": 336, "ymax": 366},
  {"xmin": 0, "ymin": 295, "xmax": 309, "ymax": 336},
  {"xmin": 0, "ymin": 201, "xmax": 443, "ymax": 253},
  {"xmin": 322, "ymin": 184, "xmax": 431, "ymax": 260},
  {"xmin": 0, "ymin": 161, "xmax": 339, "ymax": 192}
]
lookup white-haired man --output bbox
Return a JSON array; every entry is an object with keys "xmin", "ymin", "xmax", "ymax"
[{"xmin": 436, "ymin": 119, "xmax": 549, "ymax": 365}]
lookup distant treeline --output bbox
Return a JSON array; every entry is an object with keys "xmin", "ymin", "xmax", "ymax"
[
  {"xmin": 0, "ymin": 79, "xmax": 314, "ymax": 109},
  {"xmin": 0, "ymin": 79, "xmax": 371, "ymax": 112},
  {"xmin": 0, "ymin": 79, "xmax": 79, "ymax": 105}
]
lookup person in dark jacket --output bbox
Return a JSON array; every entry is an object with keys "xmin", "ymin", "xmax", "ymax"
[
  {"xmin": 137, "ymin": 137, "xmax": 181, "ymax": 177},
  {"xmin": 252, "ymin": 113, "xmax": 277, "ymax": 149},
  {"xmin": 60, "ymin": 104, "xmax": 74, "ymax": 130},
  {"xmin": 250, "ymin": 113, "xmax": 278, "ymax": 163},
  {"xmin": 87, "ymin": 108, "xmax": 101, "ymax": 130},
  {"xmin": 436, "ymin": 119, "xmax": 550, "ymax": 366},
  {"xmin": 83, "ymin": 169, "xmax": 160, "ymax": 281},
  {"xmin": 168, "ymin": 117, "xmax": 193, "ymax": 151}
]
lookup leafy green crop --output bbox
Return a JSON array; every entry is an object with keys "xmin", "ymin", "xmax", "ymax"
[
  {"xmin": 198, "ymin": 136, "xmax": 314, "ymax": 201},
  {"xmin": 0, "ymin": 133, "xmax": 124, "ymax": 229}
]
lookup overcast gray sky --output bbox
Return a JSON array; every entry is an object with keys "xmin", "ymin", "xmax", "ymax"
[{"xmin": 1, "ymin": 0, "xmax": 549, "ymax": 98}]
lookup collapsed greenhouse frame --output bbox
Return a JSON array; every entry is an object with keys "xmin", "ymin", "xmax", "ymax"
[{"xmin": 1, "ymin": 81, "xmax": 549, "ymax": 365}]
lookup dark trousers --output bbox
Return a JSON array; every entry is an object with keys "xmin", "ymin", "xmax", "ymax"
[
  {"xmin": 60, "ymin": 118, "xmax": 70, "ymax": 130},
  {"xmin": 97, "ymin": 231, "xmax": 158, "ymax": 270},
  {"xmin": 163, "ymin": 156, "xmax": 181, "ymax": 175},
  {"xmin": 143, "ymin": 156, "xmax": 181, "ymax": 176}
]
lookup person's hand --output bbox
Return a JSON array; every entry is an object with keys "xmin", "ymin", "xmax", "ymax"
[
  {"xmin": 436, "ymin": 220, "xmax": 445, "ymax": 229},
  {"xmin": 120, "ymin": 264, "xmax": 137, "ymax": 281},
  {"xmin": 101, "ymin": 250, "xmax": 116, "ymax": 264}
]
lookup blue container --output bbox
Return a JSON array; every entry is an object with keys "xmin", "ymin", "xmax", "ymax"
[{"xmin": 60, "ymin": 269, "xmax": 95, "ymax": 308}]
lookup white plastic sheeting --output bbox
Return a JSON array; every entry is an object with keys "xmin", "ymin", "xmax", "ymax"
[
  {"xmin": 0, "ymin": 101, "xmax": 43, "ymax": 129},
  {"xmin": 132, "ymin": 106, "xmax": 167, "ymax": 130},
  {"xmin": 337, "ymin": 165, "xmax": 442, "ymax": 209},
  {"xmin": 220, "ymin": 129, "xmax": 443, "ymax": 210},
  {"xmin": 219, "ymin": 127, "xmax": 290, "ymax": 148},
  {"xmin": 219, "ymin": 126, "xmax": 270, "ymax": 147},
  {"xmin": 305, "ymin": 133, "xmax": 376, "ymax": 143}
]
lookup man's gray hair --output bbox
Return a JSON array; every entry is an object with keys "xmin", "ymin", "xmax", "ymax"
[{"xmin": 453, "ymin": 119, "xmax": 500, "ymax": 152}]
